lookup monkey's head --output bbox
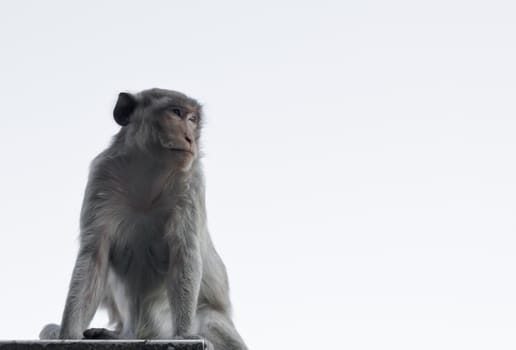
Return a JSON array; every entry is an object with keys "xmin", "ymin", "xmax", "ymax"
[{"xmin": 113, "ymin": 88, "xmax": 203, "ymax": 171}]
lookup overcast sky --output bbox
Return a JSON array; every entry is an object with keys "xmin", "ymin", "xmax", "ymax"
[{"xmin": 0, "ymin": 1, "xmax": 515, "ymax": 349}]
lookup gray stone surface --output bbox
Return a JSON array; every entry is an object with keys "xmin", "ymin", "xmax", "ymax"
[{"xmin": 0, "ymin": 340, "xmax": 205, "ymax": 350}]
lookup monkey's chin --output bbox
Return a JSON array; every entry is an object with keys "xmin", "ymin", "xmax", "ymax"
[
  {"xmin": 165, "ymin": 149, "xmax": 195, "ymax": 171},
  {"xmin": 179, "ymin": 156, "xmax": 195, "ymax": 172}
]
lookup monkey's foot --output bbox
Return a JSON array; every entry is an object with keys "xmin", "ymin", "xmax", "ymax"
[{"xmin": 83, "ymin": 328, "xmax": 119, "ymax": 339}]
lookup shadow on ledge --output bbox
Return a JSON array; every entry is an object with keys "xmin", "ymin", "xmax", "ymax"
[{"xmin": 0, "ymin": 340, "xmax": 205, "ymax": 350}]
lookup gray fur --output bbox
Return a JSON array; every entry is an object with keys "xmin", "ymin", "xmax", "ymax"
[{"xmin": 40, "ymin": 89, "xmax": 247, "ymax": 350}]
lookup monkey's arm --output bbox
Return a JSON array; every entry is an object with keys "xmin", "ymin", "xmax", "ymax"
[
  {"xmin": 59, "ymin": 234, "xmax": 110, "ymax": 339},
  {"xmin": 166, "ymin": 213, "xmax": 203, "ymax": 337}
]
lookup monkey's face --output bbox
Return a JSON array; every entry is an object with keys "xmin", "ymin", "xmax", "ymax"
[
  {"xmin": 153, "ymin": 104, "xmax": 200, "ymax": 170},
  {"xmin": 113, "ymin": 89, "xmax": 202, "ymax": 171}
]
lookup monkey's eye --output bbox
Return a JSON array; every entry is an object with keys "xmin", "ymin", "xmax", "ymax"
[
  {"xmin": 188, "ymin": 115, "xmax": 198, "ymax": 123},
  {"xmin": 169, "ymin": 107, "xmax": 183, "ymax": 117}
]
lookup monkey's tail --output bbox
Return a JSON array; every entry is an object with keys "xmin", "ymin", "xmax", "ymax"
[{"xmin": 39, "ymin": 323, "xmax": 61, "ymax": 339}]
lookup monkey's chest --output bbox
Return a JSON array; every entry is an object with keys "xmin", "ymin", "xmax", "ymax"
[{"xmin": 109, "ymin": 215, "xmax": 170, "ymax": 290}]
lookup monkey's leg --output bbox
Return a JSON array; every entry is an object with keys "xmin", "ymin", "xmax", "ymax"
[
  {"xmin": 39, "ymin": 323, "xmax": 61, "ymax": 339},
  {"xmin": 59, "ymin": 237, "xmax": 110, "ymax": 339},
  {"xmin": 196, "ymin": 309, "xmax": 248, "ymax": 350},
  {"xmin": 102, "ymin": 292, "xmax": 124, "ymax": 334}
]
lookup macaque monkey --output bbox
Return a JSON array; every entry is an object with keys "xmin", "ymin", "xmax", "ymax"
[{"xmin": 40, "ymin": 89, "xmax": 247, "ymax": 350}]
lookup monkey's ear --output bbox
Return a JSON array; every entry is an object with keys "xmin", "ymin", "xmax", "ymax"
[{"xmin": 113, "ymin": 92, "xmax": 137, "ymax": 126}]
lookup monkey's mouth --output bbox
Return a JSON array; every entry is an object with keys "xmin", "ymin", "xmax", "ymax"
[{"xmin": 166, "ymin": 148, "xmax": 194, "ymax": 155}]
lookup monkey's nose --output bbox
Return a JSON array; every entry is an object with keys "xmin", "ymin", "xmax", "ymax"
[{"xmin": 185, "ymin": 135, "xmax": 192, "ymax": 146}]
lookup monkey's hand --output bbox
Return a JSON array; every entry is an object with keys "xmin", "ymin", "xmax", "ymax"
[{"xmin": 83, "ymin": 328, "xmax": 120, "ymax": 339}]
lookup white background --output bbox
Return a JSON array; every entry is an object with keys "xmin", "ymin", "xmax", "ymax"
[{"xmin": 0, "ymin": 1, "xmax": 515, "ymax": 349}]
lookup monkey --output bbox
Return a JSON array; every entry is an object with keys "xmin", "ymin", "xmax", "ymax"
[{"xmin": 39, "ymin": 88, "xmax": 248, "ymax": 350}]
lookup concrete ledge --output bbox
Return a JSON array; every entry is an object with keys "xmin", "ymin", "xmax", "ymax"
[{"xmin": 0, "ymin": 340, "xmax": 205, "ymax": 350}]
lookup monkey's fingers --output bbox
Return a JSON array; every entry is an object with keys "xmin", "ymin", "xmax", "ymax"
[{"xmin": 83, "ymin": 328, "xmax": 119, "ymax": 339}]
